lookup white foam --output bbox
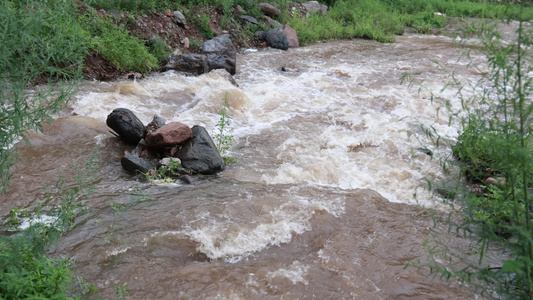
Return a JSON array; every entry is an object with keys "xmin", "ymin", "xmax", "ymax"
[{"xmin": 266, "ymin": 261, "xmax": 310, "ymax": 285}]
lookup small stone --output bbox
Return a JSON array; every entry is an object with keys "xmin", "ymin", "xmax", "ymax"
[
  {"xmin": 164, "ymin": 9, "xmax": 173, "ymax": 17},
  {"xmin": 181, "ymin": 37, "xmax": 190, "ymax": 49},
  {"xmin": 235, "ymin": 5, "xmax": 245, "ymax": 14},
  {"xmin": 173, "ymin": 11, "xmax": 187, "ymax": 26},
  {"xmin": 241, "ymin": 15, "xmax": 259, "ymax": 25},
  {"xmin": 485, "ymin": 177, "xmax": 506, "ymax": 186}
]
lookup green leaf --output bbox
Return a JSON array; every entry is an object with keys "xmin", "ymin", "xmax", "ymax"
[{"xmin": 501, "ymin": 260, "xmax": 523, "ymax": 275}]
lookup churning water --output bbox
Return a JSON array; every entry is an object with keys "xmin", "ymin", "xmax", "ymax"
[{"xmin": 2, "ymin": 32, "xmax": 502, "ymax": 299}]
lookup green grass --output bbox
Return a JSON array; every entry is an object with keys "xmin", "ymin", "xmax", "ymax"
[{"xmin": 77, "ymin": 9, "xmax": 158, "ymax": 73}]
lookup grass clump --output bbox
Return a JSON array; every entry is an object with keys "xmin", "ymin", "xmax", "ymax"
[{"xmin": 78, "ymin": 9, "xmax": 158, "ymax": 73}]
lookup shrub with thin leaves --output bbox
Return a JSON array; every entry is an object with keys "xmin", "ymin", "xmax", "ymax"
[{"xmin": 418, "ymin": 10, "xmax": 533, "ymax": 299}]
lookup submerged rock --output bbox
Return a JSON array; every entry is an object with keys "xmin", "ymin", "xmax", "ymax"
[
  {"xmin": 121, "ymin": 154, "xmax": 155, "ymax": 174},
  {"xmin": 177, "ymin": 125, "xmax": 225, "ymax": 175},
  {"xmin": 106, "ymin": 108, "xmax": 145, "ymax": 145}
]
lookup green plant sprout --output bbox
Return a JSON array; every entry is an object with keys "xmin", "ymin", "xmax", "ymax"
[{"xmin": 212, "ymin": 93, "xmax": 236, "ymax": 164}]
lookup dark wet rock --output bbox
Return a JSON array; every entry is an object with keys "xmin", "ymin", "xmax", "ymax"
[
  {"xmin": 146, "ymin": 115, "xmax": 166, "ymax": 135},
  {"xmin": 259, "ymin": 3, "xmax": 280, "ymax": 17},
  {"xmin": 121, "ymin": 154, "xmax": 155, "ymax": 174},
  {"xmin": 161, "ymin": 36, "xmax": 237, "ymax": 75},
  {"xmin": 146, "ymin": 122, "xmax": 192, "ymax": 148},
  {"xmin": 284, "ymin": 24, "xmax": 299, "ymax": 48},
  {"xmin": 255, "ymin": 31, "xmax": 267, "ymax": 40},
  {"xmin": 240, "ymin": 15, "xmax": 258, "ymax": 25},
  {"xmin": 178, "ymin": 125, "xmax": 225, "ymax": 175},
  {"xmin": 281, "ymin": 66, "xmax": 299, "ymax": 72},
  {"xmin": 435, "ymin": 187, "xmax": 456, "ymax": 200},
  {"xmin": 206, "ymin": 54, "xmax": 236, "ymax": 75},
  {"xmin": 416, "ymin": 147, "xmax": 433, "ymax": 156},
  {"xmin": 302, "ymin": 1, "xmax": 327, "ymax": 14},
  {"xmin": 266, "ymin": 27, "xmax": 289, "ymax": 50},
  {"xmin": 202, "ymin": 35, "xmax": 237, "ymax": 59},
  {"xmin": 160, "ymin": 53, "xmax": 208, "ymax": 75},
  {"xmin": 263, "ymin": 16, "xmax": 282, "ymax": 28},
  {"xmin": 106, "ymin": 108, "xmax": 145, "ymax": 145},
  {"xmin": 180, "ymin": 174, "xmax": 196, "ymax": 184}
]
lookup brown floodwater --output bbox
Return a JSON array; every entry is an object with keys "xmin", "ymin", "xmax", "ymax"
[{"xmin": 2, "ymin": 31, "xmax": 509, "ymax": 299}]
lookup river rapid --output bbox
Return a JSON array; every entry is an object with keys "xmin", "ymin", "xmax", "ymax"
[{"xmin": 2, "ymin": 32, "xmax": 501, "ymax": 299}]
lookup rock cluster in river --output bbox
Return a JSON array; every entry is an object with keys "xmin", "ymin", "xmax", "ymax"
[
  {"xmin": 160, "ymin": 35, "xmax": 237, "ymax": 75},
  {"xmin": 106, "ymin": 108, "xmax": 225, "ymax": 182},
  {"xmin": 238, "ymin": 1, "xmax": 329, "ymax": 50}
]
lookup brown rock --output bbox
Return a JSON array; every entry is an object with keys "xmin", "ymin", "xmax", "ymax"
[
  {"xmin": 164, "ymin": 9, "xmax": 173, "ymax": 17},
  {"xmin": 146, "ymin": 122, "xmax": 192, "ymax": 148},
  {"xmin": 283, "ymin": 24, "xmax": 299, "ymax": 48},
  {"xmin": 259, "ymin": 3, "xmax": 280, "ymax": 17}
]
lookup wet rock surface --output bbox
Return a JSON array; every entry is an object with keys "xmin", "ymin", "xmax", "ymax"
[
  {"xmin": 106, "ymin": 108, "xmax": 145, "ymax": 145},
  {"xmin": 178, "ymin": 125, "xmax": 225, "ymax": 175}
]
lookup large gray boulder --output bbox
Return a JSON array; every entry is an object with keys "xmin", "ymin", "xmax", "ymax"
[
  {"xmin": 161, "ymin": 36, "xmax": 237, "ymax": 75},
  {"xmin": 284, "ymin": 24, "xmax": 299, "ymax": 48},
  {"xmin": 160, "ymin": 54, "xmax": 208, "ymax": 75},
  {"xmin": 302, "ymin": 1, "xmax": 328, "ymax": 14},
  {"xmin": 178, "ymin": 125, "xmax": 225, "ymax": 175},
  {"xmin": 106, "ymin": 108, "xmax": 145, "ymax": 145},
  {"xmin": 202, "ymin": 35, "xmax": 236, "ymax": 59},
  {"xmin": 266, "ymin": 27, "xmax": 289, "ymax": 50}
]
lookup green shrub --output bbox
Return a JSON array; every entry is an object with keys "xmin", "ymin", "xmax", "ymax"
[{"xmin": 418, "ymin": 12, "xmax": 533, "ymax": 298}]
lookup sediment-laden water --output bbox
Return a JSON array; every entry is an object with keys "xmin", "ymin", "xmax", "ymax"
[{"xmin": 2, "ymin": 32, "xmax": 505, "ymax": 299}]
